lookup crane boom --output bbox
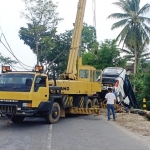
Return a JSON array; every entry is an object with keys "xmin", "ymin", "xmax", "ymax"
[{"xmin": 65, "ymin": 0, "xmax": 86, "ymax": 80}]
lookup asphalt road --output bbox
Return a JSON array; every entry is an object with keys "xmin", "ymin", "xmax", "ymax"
[{"xmin": 0, "ymin": 115, "xmax": 149, "ymax": 150}]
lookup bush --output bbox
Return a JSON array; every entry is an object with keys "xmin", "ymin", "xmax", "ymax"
[{"xmin": 147, "ymin": 101, "xmax": 150, "ymax": 111}]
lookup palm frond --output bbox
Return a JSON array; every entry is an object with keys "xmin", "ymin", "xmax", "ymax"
[
  {"xmin": 116, "ymin": 24, "xmax": 130, "ymax": 44},
  {"xmin": 135, "ymin": 0, "xmax": 140, "ymax": 11},
  {"xmin": 124, "ymin": 54, "xmax": 134, "ymax": 58},
  {"xmin": 141, "ymin": 52, "xmax": 150, "ymax": 57},
  {"xmin": 124, "ymin": 54, "xmax": 134, "ymax": 59},
  {"xmin": 111, "ymin": 19, "xmax": 128, "ymax": 30},
  {"xmin": 142, "ymin": 23, "xmax": 150, "ymax": 35},
  {"xmin": 112, "ymin": 0, "xmax": 130, "ymax": 13},
  {"xmin": 107, "ymin": 13, "xmax": 130, "ymax": 19},
  {"xmin": 138, "ymin": 3, "xmax": 150, "ymax": 15},
  {"xmin": 140, "ymin": 24, "xmax": 150, "ymax": 44},
  {"xmin": 139, "ymin": 16, "xmax": 150, "ymax": 24},
  {"xmin": 118, "ymin": 48, "xmax": 133, "ymax": 54}
]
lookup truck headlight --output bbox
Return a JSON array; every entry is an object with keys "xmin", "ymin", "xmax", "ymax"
[
  {"xmin": 22, "ymin": 103, "xmax": 28, "ymax": 107},
  {"xmin": 22, "ymin": 103, "xmax": 32, "ymax": 108}
]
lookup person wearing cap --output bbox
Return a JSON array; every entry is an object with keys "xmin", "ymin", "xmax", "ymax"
[{"xmin": 103, "ymin": 87, "xmax": 116, "ymax": 121}]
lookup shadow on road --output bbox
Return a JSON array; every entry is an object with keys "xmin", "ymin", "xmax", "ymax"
[
  {"xmin": 0, "ymin": 114, "xmax": 102, "ymax": 129},
  {"xmin": 58, "ymin": 114, "xmax": 102, "ymax": 123},
  {"xmin": 0, "ymin": 117, "xmax": 49, "ymax": 131}
]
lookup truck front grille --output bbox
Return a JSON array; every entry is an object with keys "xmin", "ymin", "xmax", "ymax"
[{"xmin": 0, "ymin": 105, "xmax": 16, "ymax": 114}]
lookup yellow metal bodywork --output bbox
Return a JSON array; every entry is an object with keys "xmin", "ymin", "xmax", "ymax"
[
  {"xmin": 66, "ymin": 107, "xmax": 100, "ymax": 115},
  {"xmin": 49, "ymin": 57, "xmax": 102, "ymax": 95},
  {"xmin": 0, "ymin": 0, "xmax": 102, "ymax": 117},
  {"xmin": 49, "ymin": 79, "xmax": 101, "ymax": 95},
  {"xmin": 0, "ymin": 72, "xmax": 49, "ymax": 108},
  {"xmin": 56, "ymin": 0, "xmax": 102, "ymax": 96}
]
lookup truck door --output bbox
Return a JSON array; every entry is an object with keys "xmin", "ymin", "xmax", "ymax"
[
  {"xmin": 91, "ymin": 70, "xmax": 102, "ymax": 92},
  {"xmin": 32, "ymin": 76, "xmax": 49, "ymax": 107}
]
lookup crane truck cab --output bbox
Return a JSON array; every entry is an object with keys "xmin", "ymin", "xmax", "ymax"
[{"xmin": 0, "ymin": 66, "xmax": 62, "ymax": 124}]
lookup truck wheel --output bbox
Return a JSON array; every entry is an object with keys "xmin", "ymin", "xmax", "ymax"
[
  {"xmin": 11, "ymin": 116, "xmax": 25, "ymax": 123},
  {"xmin": 92, "ymin": 98, "xmax": 99, "ymax": 107},
  {"xmin": 79, "ymin": 97, "xmax": 84, "ymax": 108},
  {"xmin": 85, "ymin": 99, "xmax": 92, "ymax": 108},
  {"xmin": 6, "ymin": 115, "xmax": 12, "ymax": 119},
  {"xmin": 46, "ymin": 102, "xmax": 60, "ymax": 124}
]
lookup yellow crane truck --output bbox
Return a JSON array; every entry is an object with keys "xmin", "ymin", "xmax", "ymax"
[
  {"xmin": 0, "ymin": 0, "xmax": 102, "ymax": 124},
  {"xmin": 49, "ymin": 0, "xmax": 102, "ymax": 115}
]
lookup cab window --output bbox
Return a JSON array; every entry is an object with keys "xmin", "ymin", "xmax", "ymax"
[
  {"xmin": 79, "ymin": 70, "xmax": 89, "ymax": 78},
  {"xmin": 94, "ymin": 70, "xmax": 101, "ymax": 82},
  {"xmin": 34, "ymin": 76, "xmax": 46, "ymax": 92},
  {"xmin": 90, "ymin": 70, "xmax": 93, "ymax": 82}
]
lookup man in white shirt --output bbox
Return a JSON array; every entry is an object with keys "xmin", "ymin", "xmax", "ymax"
[{"xmin": 103, "ymin": 88, "xmax": 116, "ymax": 121}]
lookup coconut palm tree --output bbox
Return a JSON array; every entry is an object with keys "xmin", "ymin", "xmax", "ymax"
[
  {"xmin": 108, "ymin": 0, "xmax": 150, "ymax": 74},
  {"xmin": 119, "ymin": 39, "xmax": 150, "ymax": 70}
]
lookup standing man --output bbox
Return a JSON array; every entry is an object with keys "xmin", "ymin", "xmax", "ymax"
[{"xmin": 103, "ymin": 88, "xmax": 116, "ymax": 121}]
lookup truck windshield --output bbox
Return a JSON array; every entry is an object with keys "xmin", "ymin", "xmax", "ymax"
[
  {"xmin": 103, "ymin": 68, "xmax": 123, "ymax": 75},
  {"xmin": 0, "ymin": 73, "xmax": 34, "ymax": 92}
]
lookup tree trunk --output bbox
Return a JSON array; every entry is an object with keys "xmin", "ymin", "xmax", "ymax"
[
  {"xmin": 134, "ymin": 52, "xmax": 137, "ymax": 74},
  {"xmin": 133, "ymin": 49, "xmax": 137, "ymax": 92}
]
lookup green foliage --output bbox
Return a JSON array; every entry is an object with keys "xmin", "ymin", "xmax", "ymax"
[
  {"xmin": 147, "ymin": 101, "xmax": 150, "ymax": 111},
  {"xmin": 19, "ymin": 23, "xmax": 56, "ymax": 55},
  {"xmin": 130, "ymin": 67, "xmax": 145, "ymax": 108},
  {"xmin": 42, "ymin": 30, "xmax": 72, "ymax": 73},
  {"xmin": 19, "ymin": 22, "xmax": 100, "ymax": 73},
  {"xmin": 20, "ymin": 0, "xmax": 62, "ymax": 64},
  {"xmin": 120, "ymin": 40, "xmax": 150, "ymax": 70},
  {"xmin": 82, "ymin": 39, "xmax": 127, "ymax": 70},
  {"xmin": 0, "ymin": 54, "xmax": 17, "ymax": 65},
  {"xmin": 143, "ymin": 64, "xmax": 150, "ymax": 110},
  {"xmin": 108, "ymin": 0, "xmax": 150, "ymax": 73},
  {"xmin": 108, "ymin": 0, "xmax": 150, "ymax": 46},
  {"xmin": 143, "ymin": 65, "xmax": 150, "ymax": 101},
  {"xmin": 81, "ymin": 23, "xmax": 98, "ymax": 52},
  {"xmin": 21, "ymin": 0, "xmax": 62, "ymax": 29}
]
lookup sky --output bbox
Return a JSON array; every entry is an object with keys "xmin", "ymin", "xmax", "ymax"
[{"xmin": 0, "ymin": 0, "xmax": 150, "ymax": 70}]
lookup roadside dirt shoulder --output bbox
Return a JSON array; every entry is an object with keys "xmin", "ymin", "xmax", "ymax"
[{"xmin": 101, "ymin": 109, "xmax": 150, "ymax": 146}]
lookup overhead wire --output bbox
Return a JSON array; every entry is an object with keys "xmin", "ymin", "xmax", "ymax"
[
  {"xmin": 0, "ymin": 32, "xmax": 33, "ymax": 70},
  {"xmin": 0, "ymin": 40, "xmax": 17, "ymax": 71},
  {"xmin": 0, "ymin": 27, "xmax": 34, "ymax": 70},
  {"xmin": 0, "ymin": 36, "xmax": 30, "ymax": 70},
  {"xmin": 0, "ymin": 33, "xmax": 28, "ymax": 70},
  {"xmin": 0, "ymin": 54, "xmax": 17, "ymax": 71}
]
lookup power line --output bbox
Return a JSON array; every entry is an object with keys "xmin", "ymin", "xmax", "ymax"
[
  {"xmin": 0, "ymin": 33, "xmax": 33, "ymax": 69},
  {"xmin": 0, "ymin": 38, "xmax": 31, "ymax": 70},
  {"xmin": 0, "ymin": 54, "xmax": 17, "ymax": 71},
  {"xmin": 0, "ymin": 29, "xmax": 34, "ymax": 70},
  {"xmin": 0, "ymin": 52, "xmax": 28, "ymax": 71}
]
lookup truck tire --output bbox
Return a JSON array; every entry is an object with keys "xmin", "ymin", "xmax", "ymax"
[
  {"xmin": 46, "ymin": 102, "xmax": 60, "ymax": 124},
  {"xmin": 11, "ymin": 116, "xmax": 25, "ymax": 123},
  {"xmin": 92, "ymin": 98, "xmax": 99, "ymax": 107},
  {"xmin": 85, "ymin": 99, "xmax": 92, "ymax": 108},
  {"xmin": 6, "ymin": 115, "xmax": 12, "ymax": 119}
]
